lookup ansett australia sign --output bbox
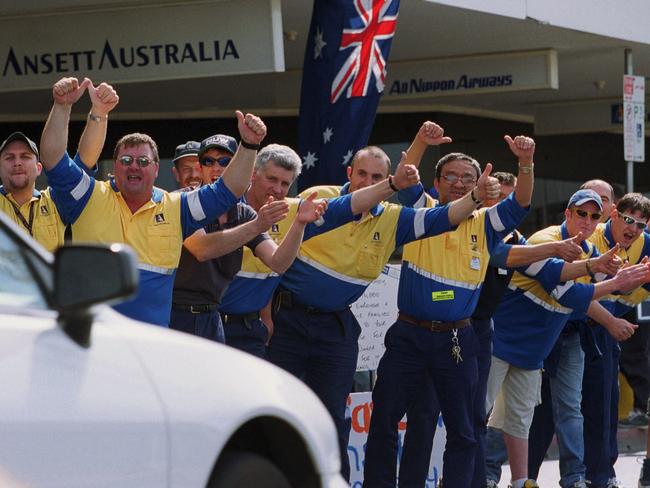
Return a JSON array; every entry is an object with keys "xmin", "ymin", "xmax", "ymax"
[
  {"xmin": 0, "ymin": 0, "xmax": 284, "ymax": 92},
  {"xmin": 384, "ymin": 49, "xmax": 558, "ymax": 99}
]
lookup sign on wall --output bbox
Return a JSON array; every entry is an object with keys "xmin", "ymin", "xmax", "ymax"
[
  {"xmin": 623, "ymin": 75, "xmax": 645, "ymax": 162},
  {"xmin": 383, "ymin": 49, "xmax": 558, "ymax": 100},
  {"xmin": 0, "ymin": 0, "xmax": 284, "ymax": 92}
]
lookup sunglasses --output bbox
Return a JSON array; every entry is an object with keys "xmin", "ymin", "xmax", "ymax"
[
  {"xmin": 118, "ymin": 155, "xmax": 154, "ymax": 168},
  {"xmin": 200, "ymin": 156, "xmax": 231, "ymax": 167},
  {"xmin": 572, "ymin": 208, "xmax": 602, "ymax": 221},
  {"xmin": 619, "ymin": 212, "xmax": 648, "ymax": 230},
  {"xmin": 441, "ymin": 173, "xmax": 476, "ymax": 186}
]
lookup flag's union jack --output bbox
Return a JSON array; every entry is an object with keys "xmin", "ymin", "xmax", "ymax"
[
  {"xmin": 297, "ymin": 0, "xmax": 400, "ymax": 190},
  {"xmin": 331, "ymin": 0, "xmax": 398, "ymax": 103}
]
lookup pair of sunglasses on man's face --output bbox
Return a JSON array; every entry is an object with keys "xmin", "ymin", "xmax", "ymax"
[
  {"xmin": 572, "ymin": 208, "xmax": 602, "ymax": 222},
  {"xmin": 619, "ymin": 212, "xmax": 648, "ymax": 230},
  {"xmin": 117, "ymin": 155, "xmax": 155, "ymax": 168},
  {"xmin": 200, "ymin": 156, "xmax": 231, "ymax": 167}
]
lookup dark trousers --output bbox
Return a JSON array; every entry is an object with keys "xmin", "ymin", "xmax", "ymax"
[
  {"xmin": 398, "ymin": 317, "xmax": 493, "ymax": 488},
  {"xmin": 169, "ymin": 308, "xmax": 225, "ymax": 343},
  {"xmin": 222, "ymin": 313, "xmax": 269, "ymax": 359},
  {"xmin": 267, "ymin": 304, "xmax": 360, "ymax": 481},
  {"xmin": 619, "ymin": 317, "xmax": 650, "ymax": 411},
  {"xmin": 582, "ymin": 324, "xmax": 620, "ymax": 486},
  {"xmin": 363, "ymin": 320, "xmax": 478, "ymax": 488}
]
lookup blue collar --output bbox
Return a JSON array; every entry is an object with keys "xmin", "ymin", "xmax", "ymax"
[
  {"xmin": 603, "ymin": 221, "xmax": 615, "ymax": 249},
  {"xmin": 560, "ymin": 221, "xmax": 592, "ymax": 254}
]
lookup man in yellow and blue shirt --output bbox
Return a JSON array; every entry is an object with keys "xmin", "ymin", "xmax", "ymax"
[
  {"xmin": 363, "ymin": 137, "xmax": 534, "ymax": 487},
  {"xmin": 39, "ymin": 78, "xmax": 268, "ymax": 327},
  {"xmin": 0, "ymin": 78, "xmax": 118, "ymax": 252},
  {"xmin": 527, "ymin": 192, "xmax": 650, "ymax": 488},
  {"xmin": 267, "ymin": 142, "xmax": 502, "ymax": 481}
]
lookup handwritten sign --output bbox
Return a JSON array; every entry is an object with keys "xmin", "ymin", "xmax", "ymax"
[
  {"xmin": 347, "ymin": 391, "xmax": 447, "ymax": 487},
  {"xmin": 352, "ymin": 265, "xmax": 400, "ymax": 371}
]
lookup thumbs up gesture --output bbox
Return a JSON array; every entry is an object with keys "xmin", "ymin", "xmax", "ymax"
[
  {"xmin": 504, "ymin": 135, "xmax": 535, "ymax": 164},
  {"xmin": 554, "ymin": 232, "xmax": 584, "ymax": 262},
  {"xmin": 590, "ymin": 243, "xmax": 623, "ymax": 276},
  {"xmin": 87, "ymin": 78, "xmax": 120, "ymax": 116},
  {"xmin": 474, "ymin": 163, "xmax": 500, "ymax": 203},
  {"xmin": 52, "ymin": 77, "xmax": 90, "ymax": 106}
]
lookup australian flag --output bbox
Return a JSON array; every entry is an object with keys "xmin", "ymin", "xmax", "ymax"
[{"xmin": 297, "ymin": 0, "xmax": 401, "ymax": 191}]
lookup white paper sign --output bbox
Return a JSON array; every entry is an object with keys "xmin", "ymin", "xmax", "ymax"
[
  {"xmin": 352, "ymin": 264, "xmax": 400, "ymax": 371},
  {"xmin": 623, "ymin": 75, "xmax": 645, "ymax": 162}
]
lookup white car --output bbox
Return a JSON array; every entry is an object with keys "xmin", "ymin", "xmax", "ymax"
[{"xmin": 0, "ymin": 211, "xmax": 347, "ymax": 488}]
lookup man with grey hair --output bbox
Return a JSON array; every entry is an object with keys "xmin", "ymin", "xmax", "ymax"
[{"xmin": 170, "ymin": 138, "xmax": 327, "ymax": 342}]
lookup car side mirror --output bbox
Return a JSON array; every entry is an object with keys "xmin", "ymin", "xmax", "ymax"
[{"xmin": 53, "ymin": 244, "xmax": 139, "ymax": 347}]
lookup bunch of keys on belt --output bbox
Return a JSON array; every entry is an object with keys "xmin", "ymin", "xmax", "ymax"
[{"xmin": 451, "ymin": 328, "xmax": 463, "ymax": 364}]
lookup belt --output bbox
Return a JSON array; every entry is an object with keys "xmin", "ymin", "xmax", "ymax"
[
  {"xmin": 273, "ymin": 288, "xmax": 349, "ymax": 315},
  {"xmin": 172, "ymin": 303, "xmax": 218, "ymax": 314},
  {"xmin": 398, "ymin": 312, "xmax": 470, "ymax": 332},
  {"xmin": 221, "ymin": 311, "xmax": 261, "ymax": 324}
]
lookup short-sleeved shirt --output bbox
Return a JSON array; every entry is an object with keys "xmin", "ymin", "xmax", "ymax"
[
  {"xmin": 492, "ymin": 223, "xmax": 597, "ymax": 369},
  {"xmin": 588, "ymin": 221, "xmax": 650, "ymax": 315},
  {"xmin": 45, "ymin": 152, "xmax": 238, "ymax": 326},
  {"xmin": 173, "ymin": 201, "xmax": 269, "ymax": 306},
  {"xmin": 397, "ymin": 191, "xmax": 527, "ymax": 322},
  {"xmin": 278, "ymin": 183, "xmax": 454, "ymax": 312}
]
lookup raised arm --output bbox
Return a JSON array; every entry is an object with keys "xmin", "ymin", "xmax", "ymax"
[
  {"xmin": 77, "ymin": 80, "xmax": 119, "ymax": 169},
  {"xmin": 348, "ymin": 153, "xmax": 420, "ymax": 215},
  {"xmin": 404, "ymin": 121, "xmax": 452, "ymax": 168},
  {"xmin": 504, "ymin": 135, "xmax": 535, "ymax": 208},
  {"xmin": 219, "ymin": 111, "xmax": 266, "ymax": 198},
  {"xmin": 40, "ymin": 77, "xmax": 90, "ymax": 170},
  {"xmin": 185, "ymin": 198, "xmax": 289, "ymax": 262},
  {"xmin": 255, "ymin": 192, "xmax": 328, "ymax": 274},
  {"xmin": 558, "ymin": 244, "xmax": 621, "ymax": 282}
]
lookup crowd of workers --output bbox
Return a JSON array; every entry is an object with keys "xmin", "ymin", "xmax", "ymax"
[{"xmin": 1, "ymin": 76, "xmax": 650, "ymax": 488}]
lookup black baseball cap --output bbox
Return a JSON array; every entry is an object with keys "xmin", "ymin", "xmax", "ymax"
[
  {"xmin": 198, "ymin": 134, "xmax": 238, "ymax": 160},
  {"xmin": 0, "ymin": 132, "xmax": 40, "ymax": 160},
  {"xmin": 172, "ymin": 141, "xmax": 200, "ymax": 163}
]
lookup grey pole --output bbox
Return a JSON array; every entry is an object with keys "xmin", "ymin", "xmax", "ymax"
[{"xmin": 625, "ymin": 48, "xmax": 634, "ymax": 193}]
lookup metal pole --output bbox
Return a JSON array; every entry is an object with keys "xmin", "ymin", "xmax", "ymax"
[{"xmin": 625, "ymin": 48, "xmax": 634, "ymax": 193}]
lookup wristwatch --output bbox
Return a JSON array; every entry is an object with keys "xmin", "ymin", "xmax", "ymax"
[{"xmin": 88, "ymin": 112, "xmax": 108, "ymax": 122}]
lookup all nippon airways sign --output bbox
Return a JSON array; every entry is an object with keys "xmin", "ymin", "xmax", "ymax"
[
  {"xmin": 0, "ymin": 0, "xmax": 284, "ymax": 92},
  {"xmin": 384, "ymin": 49, "xmax": 558, "ymax": 100}
]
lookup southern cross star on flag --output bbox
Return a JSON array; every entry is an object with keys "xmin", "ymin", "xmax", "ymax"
[{"xmin": 297, "ymin": 0, "xmax": 401, "ymax": 191}]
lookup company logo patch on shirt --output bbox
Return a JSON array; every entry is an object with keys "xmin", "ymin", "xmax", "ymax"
[
  {"xmin": 39, "ymin": 205, "xmax": 50, "ymax": 216},
  {"xmin": 431, "ymin": 290, "xmax": 454, "ymax": 301},
  {"xmin": 154, "ymin": 213, "xmax": 165, "ymax": 223},
  {"xmin": 471, "ymin": 234, "xmax": 478, "ymax": 243},
  {"xmin": 373, "ymin": 231, "xmax": 380, "ymax": 241},
  {"xmin": 271, "ymin": 224, "xmax": 279, "ymax": 233}
]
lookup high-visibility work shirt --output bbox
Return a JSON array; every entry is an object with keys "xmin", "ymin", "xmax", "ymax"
[
  {"xmin": 0, "ymin": 187, "xmax": 65, "ymax": 252},
  {"xmin": 45, "ymin": 152, "xmax": 240, "ymax": 327},
  {"xmin": 278, "ymin": 183, "xmax": 454, "ymax": 312},
  {"xmin": 588, "ymin": 222, "xmax": 650, "ymax": 316},
  {"xmin": 492, "ymin": 223, "xmax": 597, "ymax": 370},
  {"xmin": 397, "ymin": 191, "xmax": 527, "ymax": 322},
  {"xmin": 219, "ymin": 198, "xmax": 300, "ymax": 315}
]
